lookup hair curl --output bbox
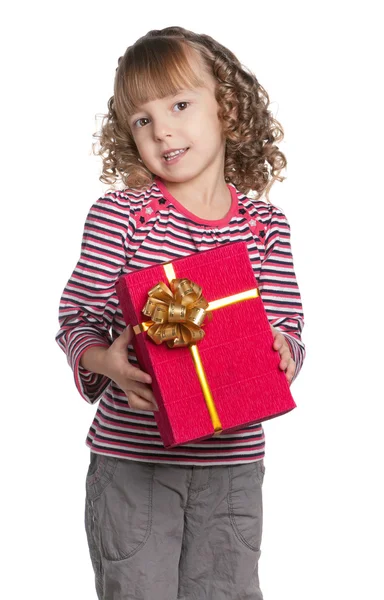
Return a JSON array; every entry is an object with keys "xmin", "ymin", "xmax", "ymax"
[{"xmin": 93, "ymin": 26, "xmax": 287, "ymax": 202}]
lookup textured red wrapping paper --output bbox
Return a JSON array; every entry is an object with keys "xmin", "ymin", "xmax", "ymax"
[{"xmin": 115, "ymin": 241, "xmax": 296, "ymax": 448}]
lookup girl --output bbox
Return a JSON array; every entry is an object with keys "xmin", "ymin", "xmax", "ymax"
[{"xmin": 56, "ymin": 26, "xmax": 305, "ymax": 600}]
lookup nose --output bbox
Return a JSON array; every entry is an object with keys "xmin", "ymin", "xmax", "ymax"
[{"xmin": 152, "ymin": 116, "xmax": 173, "ymax": 142}]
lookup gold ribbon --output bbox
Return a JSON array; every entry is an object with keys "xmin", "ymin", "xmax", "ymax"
[{"xmin": 133, "ymin": 262, "xmax": 260, "ymax": 434}]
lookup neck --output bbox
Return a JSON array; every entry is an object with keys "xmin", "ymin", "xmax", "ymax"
[{"xmin": 157, "ymin": 149, "xmax": 229, "ymax": 209}]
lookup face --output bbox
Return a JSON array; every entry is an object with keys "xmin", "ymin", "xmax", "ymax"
[{"xmin": 128, "ymin": 54, "xmax": 226, "ymax": 186}]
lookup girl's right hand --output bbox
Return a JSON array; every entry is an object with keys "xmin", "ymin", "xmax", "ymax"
[{"xmin": 102, "ymin": 325, "xmax": 158, "ymax": 412}]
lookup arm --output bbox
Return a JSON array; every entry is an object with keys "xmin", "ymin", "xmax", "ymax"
[
  {"xmin": 258, "ymin": 204, "xmax": 306, "ymax": 384},
  {"xmin": 55, "ymin": 194, "xmax": 134, "ymax": 403}
]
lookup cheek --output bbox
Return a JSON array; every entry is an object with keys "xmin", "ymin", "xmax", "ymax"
[
  {"xmin": 135, "ymin": 138, "xmax": 154, "ymax": 162},
  {"xmin": 205, "ymin": 108, "xmax": 225, "ymax": 139},
  {"xmin": 191, "ymin": 112, "xmax": 222, "ymax": 142},
  {"xmin": 133, "ymin": 134, "xmax": 145, "ymax": 151}
]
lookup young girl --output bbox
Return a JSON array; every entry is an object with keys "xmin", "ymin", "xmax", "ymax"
[{"xmin": 56, "ymin": 26, "xmax": 305, "ymax": 600}]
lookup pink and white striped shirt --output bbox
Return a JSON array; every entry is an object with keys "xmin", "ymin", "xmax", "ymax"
[{"xmin": 55, "ymin": 176, "xmax": 305, "ymax": 465}]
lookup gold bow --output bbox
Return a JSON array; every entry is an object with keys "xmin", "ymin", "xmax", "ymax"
[{"xmin": 139, "ymin": 277, "xmax": 211, "ymax": 348}]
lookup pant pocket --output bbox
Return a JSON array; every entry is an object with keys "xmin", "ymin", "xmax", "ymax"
[
  {"xmin": 89, "ymin": 460, "xmax": 155, "ymax": 562},
  {"xmin": 227, "ymin": 462, "xmax": 264, "ymax": 552}
]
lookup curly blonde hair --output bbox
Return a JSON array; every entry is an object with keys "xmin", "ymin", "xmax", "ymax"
[{"xmin": 93, "ymin": 26, "xmax": 287, "ymax": 202}]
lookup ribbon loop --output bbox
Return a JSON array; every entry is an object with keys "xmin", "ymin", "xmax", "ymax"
[{"xmin": 168, "ymin": 301, "xmax": 187, "ymax": 323}]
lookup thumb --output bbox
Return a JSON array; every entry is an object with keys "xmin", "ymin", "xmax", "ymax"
[{"xmin": 119, "ymin": 324, "xmax": 134, "ymax": 343}]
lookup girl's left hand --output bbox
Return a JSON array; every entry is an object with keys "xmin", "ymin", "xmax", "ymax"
[{"xmin": 270, "ymin": 325, "xmax": 295, "ymax": 386}]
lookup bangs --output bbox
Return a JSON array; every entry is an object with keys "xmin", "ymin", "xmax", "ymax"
[{"xmin": 114, "ymin": 39, "xmax": 207, "ymax": 121}]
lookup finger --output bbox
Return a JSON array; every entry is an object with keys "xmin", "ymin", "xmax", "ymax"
[
  {"xmin": 281, "ymin": 346, "xmax": 292, "ymax": 362},
  {"xmin": 287, "ymin": 358, "xmax": 296, "ymax": 378},
  {"xmin": 130, "ymin": 382, "xmax": 156, "ymax": 404},
  {"xmin": 126, "ymin": 391, "xmax": 158, "ymax": 411},
  {"xmin": 273, "ymin": 332, "xmax": 282, "ymax": 346},
  {"xmin": 126, "ymin": 364, "xmax": 152, "ymax": 385},
  {"xmin": 273, "ymin": 332, "xmax": 286, "ymax": 350},
  {"xmin": 285, "ymin": 359, "xmax": 296, "ymax": 383},
  {"xmin": 279, "ymin": 347, "xmax": 294, "ymax": 369},
  {"xmin": 273, "ymin": 338, "xmax": 283, "ymax": 351}
]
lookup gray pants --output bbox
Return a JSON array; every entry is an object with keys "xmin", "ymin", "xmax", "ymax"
[{"xmin": 85, "ymin": 452, "xmax": 265, "ymax": 600}]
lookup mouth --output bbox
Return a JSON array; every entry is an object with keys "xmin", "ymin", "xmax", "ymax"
[{"xmin": 162, "ymin": 147, "xmax": 190, "ymax": 163}]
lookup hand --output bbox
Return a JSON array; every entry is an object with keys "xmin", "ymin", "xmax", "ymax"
[
  {"xmin": 270, "ymin": 325, "xmax": 295, "ymax": 386},
  {"xmin": 102, "ymin": 325, "xmax": 158, "ymax": 411}
]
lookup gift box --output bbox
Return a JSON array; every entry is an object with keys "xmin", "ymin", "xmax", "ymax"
[{"xmin": 115, "ymin": 241, "xmax": 296, "ymax": 448}]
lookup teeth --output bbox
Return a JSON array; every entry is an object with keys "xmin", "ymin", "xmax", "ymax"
[{"xmin": 164, "ymin": 148, "xmax": 186, "ymax": 160}]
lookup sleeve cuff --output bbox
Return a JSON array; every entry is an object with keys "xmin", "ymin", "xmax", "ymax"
[
  {"xmin": 281, "ymin": 332, "xmax": 305, "ymax": 384},
  {"xmin": 72, "ymin": 340, "xmax": 111, "ymax": 404}
]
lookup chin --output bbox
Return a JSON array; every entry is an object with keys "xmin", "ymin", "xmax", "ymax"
[{"xmin": 162, "ymin": 173, "xmax": 197, "ymax": 184}]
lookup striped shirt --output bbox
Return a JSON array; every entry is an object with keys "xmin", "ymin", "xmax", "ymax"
[{"xmin": 55, "ymin": 176, "xmax": 305, "ymax": 465}]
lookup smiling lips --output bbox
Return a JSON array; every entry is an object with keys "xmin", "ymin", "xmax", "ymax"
[{"xmin": 163, "ymin": 147, "xmax": 189, "ymax": 163}]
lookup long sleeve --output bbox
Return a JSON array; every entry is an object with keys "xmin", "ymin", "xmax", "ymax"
[
  {"xmin": 55, "ymin": 194, "xmax": 134, "ymax": 403},
  {"xmin": 258, "ymin": 204, "xmax": 306, "ymax": 384}
]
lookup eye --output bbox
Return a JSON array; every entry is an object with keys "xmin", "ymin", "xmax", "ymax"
[
  {"xmin": 174, "ymin": 101, "xmax": 190, "ymax": 111},
  {"xmin": 134, "ymin": 117, "xmax": 150, "ymax": 129}
]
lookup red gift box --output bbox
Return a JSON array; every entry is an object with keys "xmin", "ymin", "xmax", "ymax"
[{"xmin": 115, "ymin": 241, "xmax": 296, "ymax": 448}]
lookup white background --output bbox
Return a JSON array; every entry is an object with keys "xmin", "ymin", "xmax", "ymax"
[{"xmin": 2, "ymin": 1, "xmax": 383, "ymax": 598}]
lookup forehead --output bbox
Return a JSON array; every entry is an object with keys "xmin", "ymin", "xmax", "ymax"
[{"xmin": 117, "ymin": 43, "xmax": 215, "ymax": 118}]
